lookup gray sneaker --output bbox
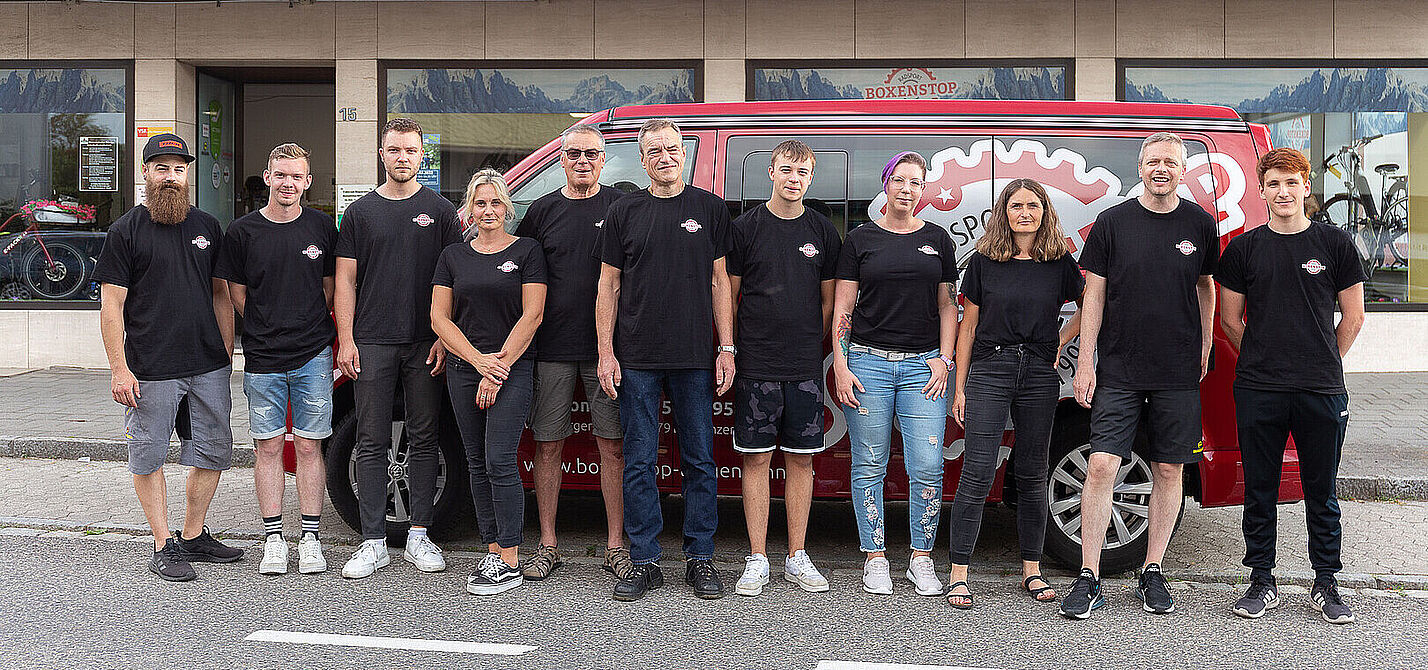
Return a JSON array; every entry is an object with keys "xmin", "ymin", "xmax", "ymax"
[
  {"xmin": 1232, "ymin": 579, "xmax": 1280, "ymax": 619},
  {"xmin": 1311, "ymin": 580, "xmax": 1356, "ymax": 624}
]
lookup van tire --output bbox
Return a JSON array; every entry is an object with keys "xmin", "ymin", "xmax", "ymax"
[
  {"xmin": 1041, "ymin": 411, "xmax": 1183, "ymax": 575},
  {"xmin": 324, "ymin": 403, "xmax": 471, "ymax": 546}
]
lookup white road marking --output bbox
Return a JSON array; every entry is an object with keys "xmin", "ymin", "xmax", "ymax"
[
  {"xmin": 816, "ymin": 663, "xmax": 1003, "ymax": 670},
  {"xmin": 244, "ymin": 630, "xmax": 536, "ymax": 656}
]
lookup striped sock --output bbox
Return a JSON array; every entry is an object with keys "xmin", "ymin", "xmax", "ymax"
[
  {"xmin": 301, "ymin": 514, "xmax": 320, "ymax": 540},
  {"xmin": 262, "ymin": 515, "xmax": 282, "ymax": 538}
]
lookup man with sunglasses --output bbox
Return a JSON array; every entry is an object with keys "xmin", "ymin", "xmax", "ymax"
[{"xmin": 515, "ymin": 125, "xmax": 630, "ymax": 582}]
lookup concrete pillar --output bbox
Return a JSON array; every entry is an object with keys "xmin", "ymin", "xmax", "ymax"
[
  {"xmin": 335, "ymin": 59, "xmax": 379, "ymax": 191},
  {"xmin": 1074, "ymin": 57, "xmax": 1116, "ymax": 102},
  {"xmin": 133, "ymin": 59, "xmax": 197, "ymax": 202},
  {"xmin": 705, "ymin": 59, "xmax": 745, "ymax": 103}
]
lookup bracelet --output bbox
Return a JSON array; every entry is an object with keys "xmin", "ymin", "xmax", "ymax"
[{"xmin": 938, "ymin": 355, "xmax": 954, "ymax": 369}]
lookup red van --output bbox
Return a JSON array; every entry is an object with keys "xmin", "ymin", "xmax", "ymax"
[{"xmin": 305, "ymin": 99, "xmax": 1291, "ymax": 574}]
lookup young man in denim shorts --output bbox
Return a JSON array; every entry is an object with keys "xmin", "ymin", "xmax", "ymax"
[
  {"xmin": 727, "ymin": 140, "xmax": 839, "ymax": 596},
  {"xmin": 96, "ymin": 133, "xmax": 244, "ymax": 581},
  {"xmin": 516, "ymin": 125, "xmax": 629, "ymax": 581},
  {"xmin": 216, "ymin": 143, "xmax": 337, "ymax": 576}
]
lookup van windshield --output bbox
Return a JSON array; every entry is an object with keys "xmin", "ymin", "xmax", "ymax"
[{"xmin": 508, "ymin": 138, "xmax": 697, "ymax": 226}]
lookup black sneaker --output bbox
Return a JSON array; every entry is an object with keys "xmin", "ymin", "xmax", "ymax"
[
  {"xmin": 1232, "ymin": 578, "xmax": 1280, "ymax": 619},
  {"xmin": 1058, "ymin": 568, "xmax": 1104, "ymax": 620},
  {"xmin": 466, "ymin": 553, "xmax": 523, "ymax": 596},
  {"xmin": 175, "ymin": 527, "xmax": 244, "ymax": 563},
  {"xmin": 685, "ymin": 558, "xmax": 725, "ymax": 600},
  {"xmin": 613, "ymin": 563, "xmax": 664, "ymax": 602},
  {"xmin": 1134, "ymin": 563, "xmax": 1175, "ymax": 614},
  {"xmin": 1311, "ymin": 579, "xmax": 1356, "ymax": 624},
  {"xmin": 149, "ymin": 538, "xmax": 197, "ymax": 582}
]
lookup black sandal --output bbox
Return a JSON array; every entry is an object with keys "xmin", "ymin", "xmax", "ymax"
[
  {"xmin": 945, "ymin": 581, "xmax": 974, "ymax": 609},
  {"xmin": 1023, "ymin": 574, "xmax": 1057, "ymax": 602}
]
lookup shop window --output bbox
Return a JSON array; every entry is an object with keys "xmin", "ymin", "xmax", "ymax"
[
  {"xmin": 0, "ymin": 65, "xmax": 129, "ymax": 303},
  {"xmin": 384, "ymin": 65, "xmax": 698, "ymax": 208},
  {"xmin": 1123, "ymin": 63, "xmax": 1428, "ymax": 307},
  {"xmin": 749, "ymin": 62, "xmax": 1070, "ymax": 102}
]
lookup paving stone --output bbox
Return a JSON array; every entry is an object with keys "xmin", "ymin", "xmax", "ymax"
[
  {"xmin": 1404, "ymin": 590, "xmax": 1428, "ymax": 599},
  {"xmin": 39, "ymin": 530, "xmax": 85, "ymax": 539},
  {"xmin": 0, "ymin": 527, "xmax": 43, "ymax": 537}
]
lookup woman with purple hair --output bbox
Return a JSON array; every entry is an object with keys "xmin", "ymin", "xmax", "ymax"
[{"xmin": 831, "ymin": 151, "xmax": 959, "ymax": 597}]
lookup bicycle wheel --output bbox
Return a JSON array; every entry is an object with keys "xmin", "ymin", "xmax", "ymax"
[
  {"xmin": 1381, "ymin": 184, "xmax": 1410, "ymax": 266},
  {"xmin": 22, "ymin": 241, "xmax": 86, "ymax": 299},
  {"xmin": 1318, "ymin": 194, "xmax": 1379, "ymax": 274}
]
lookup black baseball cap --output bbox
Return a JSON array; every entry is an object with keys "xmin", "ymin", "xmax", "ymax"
[{"xmin": 142, "ymin": 133, "xmax": 195, "ymax": 163}]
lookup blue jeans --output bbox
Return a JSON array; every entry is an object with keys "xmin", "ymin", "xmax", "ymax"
[
  {"xmin": 620, "ymin": 368, "xmax": 718, "ymax": 564},
  {"xmin": 843, "ymin": 348, "xmax": 947, "ymax": 553},
  {"xmin": 243, "ymin": 347, "xmax": 334, "ymax": 440}
]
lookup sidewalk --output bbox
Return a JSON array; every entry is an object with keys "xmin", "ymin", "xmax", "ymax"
[{"xmin": 2, "ymin": 367, "xmax": 1425, "ymax": 498}]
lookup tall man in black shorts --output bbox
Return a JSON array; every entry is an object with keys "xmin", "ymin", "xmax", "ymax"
[
  {"xmin": 596, "ymin": 118, "xmax": 736, "ymax": 601},
  {"xmin": 96, "ymin": 133, "xmax": 244, "ymax": 581},
  {"xmin": 216, "ymin": 143, "xmax": 337, "ymax": 576},
  {"xmin": 335, "ymin": 118, "xmax": 464, "ymax": 579},
  {"xmin": 1219, "ymin": 148, "xmax": 1366, "ymax": 624},
  {"xmin": 1064, "ymin": 132, "xmax": 1219, "ymax": 618},
  {"xmin": 728, "ymin": 140, "xmax": 839, "ymax": 596},
  {"xmin": 516, "ymin": 124, "xmax": 630, "ymax": 581}
]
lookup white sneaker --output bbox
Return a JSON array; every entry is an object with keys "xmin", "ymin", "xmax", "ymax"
[
  {"xmin": 784, "ymin": 550, "xmax": 830, "ymax": 593},
  {"xmin": 341, "ymin": 539, "xmax": 390, "ymax": 579},
  {"xmin": 402, "ymin": 534, "xmax": 447, "ymax": 572},
  {"xmin": 862, "ymin": 556, "xmax": 893, "ymax": 595},
  {"xmin": 297, "ymin": 533, "xmax": 327, "ymax": 574},
  {"xmin": 259, "ymin": 535, "xmax": 288, "ymax": 575},
  {"xmin": 905, "ymin": 554, "xmax": 944, "ymax": 596},
  {"xmin": 735, "ymin": 554, "xmax": 770, "ymax": 596}
]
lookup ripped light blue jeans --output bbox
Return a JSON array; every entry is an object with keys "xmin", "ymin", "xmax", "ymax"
[{"xmin": 843, "ymin": 347, "xmax": 947, "ymax": 553}]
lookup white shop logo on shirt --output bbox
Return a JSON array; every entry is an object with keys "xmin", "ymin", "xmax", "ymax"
[
  {"xmin": 799, "ymin": 242, "xmax": 819, "ymax": 258},
  {"xmin": 191, "ymin": 235, "xmax": 210, "ymax": 250},
  {"xmin": 917, "ymin": 244, "xmax": 938, "ymax": 256},
  {"xmin": 1302, "ymin": 258, "xmax": 1326, "ymax": 275},
  {"xmin": 681, "ymin": 219, "xmax": 702, "ymax": 233},
  {"xmin": 302, "ymin": 244, "xmax": 322, "ymax": 260},
  {"xmin": 412, "ymin": 213, "xmax": 434, "ymax": 227},
  {"xmin": 498, "ymin": 260, "xmax": 519, "ymax": 273},
  {"xmin": 1176, "ymin": 240, "xmax": 1197, "ymax": 255}
]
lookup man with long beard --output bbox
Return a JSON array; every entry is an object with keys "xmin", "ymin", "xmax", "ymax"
[{"xmin": 95, "ymin": 133, "xmax": 243, "ymax": 581}]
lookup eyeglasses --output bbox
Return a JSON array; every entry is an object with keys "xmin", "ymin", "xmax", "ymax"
[
  {"xmin": 565, "ymin": 148, "xmax": 603, "ymax": 161},
  {"xmin": 888, "ymin": 176, "xmax": 925, "ymax": 189}
]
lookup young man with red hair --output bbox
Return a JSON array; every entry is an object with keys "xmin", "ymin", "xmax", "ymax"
[{"xmin": 1218, "ymin": 147, "xmax": 1366, "ymax": 624}]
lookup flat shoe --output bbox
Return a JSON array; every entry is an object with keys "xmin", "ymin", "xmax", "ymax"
[{"xmin": 1024, "ymin": 574, "xmax": 1057, "ymax": 602}]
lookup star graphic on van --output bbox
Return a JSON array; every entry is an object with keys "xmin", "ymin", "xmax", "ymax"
[{"xmin": 935, "ymin": 187, "xmax": 954, "ymax": 206}]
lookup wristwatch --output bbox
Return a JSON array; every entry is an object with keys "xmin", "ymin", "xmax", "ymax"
[
  {"xmin": 718, "ymin": 345, "xmax": 737, "ymax": 355},
  {"xmin": 938, "ymin": 354, "xmax": 954, "ymax": 369}
]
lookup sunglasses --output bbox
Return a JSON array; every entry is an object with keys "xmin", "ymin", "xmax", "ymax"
[{"xmin": 564, "ymin": 148, "xmax": 604, "ymax": 161}]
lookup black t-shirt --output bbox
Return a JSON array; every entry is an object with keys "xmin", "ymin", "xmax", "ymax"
[
  {"xmin": 1217, "ymin": 222, "xmax": 1365, "ymax": 394},
  {"xmin": 1079, "ymin": 198, "xmax": 1219, "ymax": 390},
  {"xmin": 93, "ymin": 206, "xmax": 229, "ymax": 381},
  {"xmin": 961, "ymin": 251, "xmax": 1084, "ymax": 363},
  {"xmin": 334, "ymin": 186, "xmax": 463, "ymax": 345},
  {"xmin": 515, "ymin": 187, "xmax": 623, "ymax": 362},
  {"xmin": 727, "ymin": 204, "xmax": 840, "ymax": 381},
  {"xmin": 214, "ymin": 207, "xmax": 337, "ymax": 374},
  {"xmin": 596, "ymin": 186, "xmax": 729, "ymax": 369},
  {"xmin": 835, "ymin": 222, "xmax": 959, "ymax": 353},
  {"xmin": 432, "ymin": 238, "xmax": 547, "ymax": 361}
]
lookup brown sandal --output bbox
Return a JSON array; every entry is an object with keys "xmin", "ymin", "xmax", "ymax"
[{"xmin": 1024, "ymin": 574, "xmax": 1057, "ymax": 602}]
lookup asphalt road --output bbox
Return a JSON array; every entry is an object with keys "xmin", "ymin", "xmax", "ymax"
[{"xmin": 3, "ymin": 536, "xmax": 1426, "ymax": 669}]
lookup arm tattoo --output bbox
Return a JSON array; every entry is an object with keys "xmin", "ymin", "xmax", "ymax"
[{"xmin": 835, "ymin": 312, "xmax": 852, "ymax": 358}]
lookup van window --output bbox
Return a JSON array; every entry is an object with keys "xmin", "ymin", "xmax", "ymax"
[
  {"xmin": 508, "ymin": 138, "xmax": 697, "ymax": 226},
  {"xmin": 724, "ymin": 135, "xmax": 990, "ymax": 239}
]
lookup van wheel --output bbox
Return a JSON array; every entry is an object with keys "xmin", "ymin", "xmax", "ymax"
[
  {"xmin": 1041, "ymin": 412, "xmax": 1182, "ymax": 575},
  {"xmin": 324, "ymin": 405, "xmax": 471, "ymax": 546}
]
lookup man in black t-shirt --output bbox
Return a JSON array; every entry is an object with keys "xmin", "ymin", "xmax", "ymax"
[
  {"xmin": 95, "ymin": 133, "xmax": 243, "ymax": 582},
  {"xmin": 727, "ymin": 140, "xmax": 839, "ymax": 597},
  {"xmin": 515, "ymin": 124, "xmax": 629, "ymax": 581},
  {"xmin": 334, "ymin": 118, "xmax": 464, "ymax": 579},
  {"xmin": 1219, "ymin": 148, "xmax": 1366, "ymax": 624},
  {"xmin": 1062, "ymin": 132, "xmax": 1219, "ymax": 619},
  {"xmin": 215, "ymin": 143, "xmax": 336, "ymax": 576},
  {"xmin": 595, "ymin": 119, "xmax": 735, "ymax": 601}
]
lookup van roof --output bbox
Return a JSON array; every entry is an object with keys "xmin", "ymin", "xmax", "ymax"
[{"xmin": 586, "ymin": 99, "xmax": 1249, "ymax": 134}]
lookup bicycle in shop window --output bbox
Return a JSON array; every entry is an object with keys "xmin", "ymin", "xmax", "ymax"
[
  {"xmin": 1311, "ymin": 133, "xmax": 1409, "ymax": 279},
  {"xmin": 0, "ymin": 194, "xmax": 102, "ymax": 301}
]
